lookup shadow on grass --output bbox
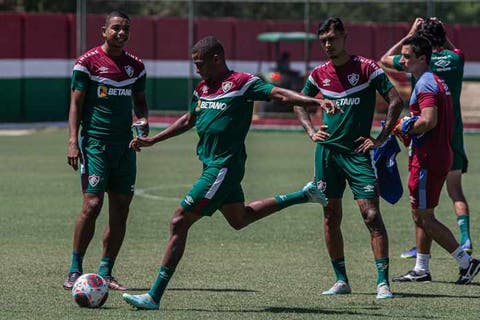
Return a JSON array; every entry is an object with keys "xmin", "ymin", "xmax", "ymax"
[{"xmin": 126, "ymin": 287, "xmax": 258, "ymax": 293}]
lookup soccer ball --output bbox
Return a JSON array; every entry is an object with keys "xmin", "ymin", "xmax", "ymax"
[{"xmin": 72, "ymin": 273, "xmax": 108, "ymax": 308}]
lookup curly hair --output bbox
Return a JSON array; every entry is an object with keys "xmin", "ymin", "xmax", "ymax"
[{"xmin": 417, "ymin": 18, "xmax": 446, "ymax": 48}]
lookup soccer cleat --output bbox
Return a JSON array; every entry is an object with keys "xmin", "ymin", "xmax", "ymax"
[
  {"xmin": 456, "ymin": 258, "xmax": 480, "ymax": 285},
  {"xmin": 321, "ymin": 280, "xmax": 351, "ymax": 295},
  {"xmin": 302, "ymin": 181, "xmax": 328, "ymax": 206},
  {"xmin": 63, "ymin": 271, "xmax": 82, "ymax": 290},
  {"xmin": 461, "ymin": 239, "xmax": 473, "ymax": 255},
  {"xmin": 123, "ymin": 293, "xmax": 159, "ymax": 310},
  {"xmin": 376, "ymin": 282, "xmax": 393, "ymax": 299},
  {"xmin": 105, "ymin": 276, "xmax": 128, "ymax": 291},
  {"xmin": 400, "ymin": 246, "xmax": 417, "ymax": 259},
  {"xmin": 392, "ymin": 270, "xmax": 431, "ymax": 282}
]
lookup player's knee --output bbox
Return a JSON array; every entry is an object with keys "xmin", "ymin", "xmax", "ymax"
[
  {"xmin": 81, "ymin": 198, "xmax": 102, "ymax": 218},
  {"xmin": 323, "ymin": 212, "xmax": 341, "ymax": 229},
  {"xmin": 362, "ymin": 209, "xmax": 383, "ymax": 229},
  {"xmin": 170, "ymin": 215, "xmax": 189, "ymax": 234}
]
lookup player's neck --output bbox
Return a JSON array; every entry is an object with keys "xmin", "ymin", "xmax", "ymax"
[
  {"xmin": 101, "ymin": 43, "xmax": 124, "ymax": 57},
  {"xmin": 412, "ymin": 67, "xmax": 429, "ymax": 80},
  {"xmin": 330, "ymin": 51, "xmax": 350, "ymax": 67}
]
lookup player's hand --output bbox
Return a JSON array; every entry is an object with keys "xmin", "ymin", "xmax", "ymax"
[
  {"xmin": 392, "ymin": 118, "xmax": 411, "ymax": 147},
  {"xmin": 67, "ymin": 142, "xmax": 82, "ymax": 171},
  {"xmin": 321, "ymin": 99, "xmax": 343, "ymax": 115},
  {"xmin": 129, "ymin": 136, "xmax": 155, "ymax": 152},
  {"xmin": 355, "ymin": 136, "xmax": 380, "ymax": 153},
  {"xmin": 408, "ymin": 18, "xmax": 424, "ymax": 36},
  {"xmin": 310, "ymin": 125, "xmax": 330, "ymax": 142}
]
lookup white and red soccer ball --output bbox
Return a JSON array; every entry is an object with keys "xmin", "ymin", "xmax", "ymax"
[{"xmin": 72, "ymin": 273, "xmax": 109, "ymax": 308}]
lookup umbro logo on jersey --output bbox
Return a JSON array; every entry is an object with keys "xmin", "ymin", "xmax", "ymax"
[
  {"xmin": 124, "ymin": 65, "xmax": 134, "ymax": 77},
  {"xmin": 348, "ymin": 73, "xmax": 359, "ymax": 86},
  {"xmin": 434, "ymin": 59, "xmax": 451, "ymax": 68},
  {"xmin": 184, "ymin": 195, "xmax": 194, "ymax": 205},
  {"xmin": 322, "ymin": 79, "xmax": 331, "ymax": 86},
  {"xmin": 98, "ymin": 66, "xmax": 109, "ymax": 73},
  {"xmin": 222, "ymin": 81, "xmax": 233, "ymax": 93},
  {"xmin": 363, "ymin": 184, "xmax": 375, "ymax": 192},
  {"xmin": 88, "ymin": 175, "xmax": 100, "ymax": 187}
]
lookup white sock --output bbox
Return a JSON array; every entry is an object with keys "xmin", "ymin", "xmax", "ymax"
[
  {"xmin": 452, "ymin": 246, "xmax": 471, "ymax": 269},
  {"xmin": 413, "ymin": 253, "xmax": 431, "ymax": 273}
]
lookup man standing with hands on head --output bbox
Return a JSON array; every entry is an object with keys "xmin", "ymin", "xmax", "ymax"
[
  {"xmin": 293, "ymin": 17, "xmax": 404, "ymax": 299},
  {"xmin": 390, "ymin": 35, "xmax": 479, "ymax": 284},
  {"xmin": 64, "ymin": 10, "xmax": 149, "ymax": 291}
]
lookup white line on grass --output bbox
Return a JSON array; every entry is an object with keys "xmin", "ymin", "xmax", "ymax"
[{"xmin": 135, "ymin": 188, "xmax": 183, "ymax": 202}]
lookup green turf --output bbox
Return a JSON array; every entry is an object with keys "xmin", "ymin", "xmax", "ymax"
[{"xmin": 1, "ymin": 128, "xmax": 480, "ymax": 319}]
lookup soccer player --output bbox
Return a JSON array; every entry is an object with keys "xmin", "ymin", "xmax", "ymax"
[
  {"xmin": 293, "ymin": 17, "xmax": 404, "ymax": 299},
  {"xmin": 389, "ymin": 35, "xmax": 480, "ymax": 284},
  {"xmin": 122, "ymin": 36, "xmax": 340, "ymax": 310},
  {"xmin": 381, "ymin": 17, "xmax": 472, "ymax": 265},
  {"xmin": 63, "ymin": 11, "xmax": 149, "ymax": 291}
]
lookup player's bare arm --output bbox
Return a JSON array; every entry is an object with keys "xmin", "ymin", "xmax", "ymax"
[
  {"xmin": 380, "ymin": 17, "xmax": 424, "ymax": 69},
  {"xmin": 67, "ymin": 89, "xmax": 86, "ymax": 171},
  {"xmin": 270, "ymin": 87, "xmax": 341, "ymax": 114},
  {"xmin": 132, "ymin": 91, "xmax": 149, "ymax": 136},
  {"xmin": 355, "ymin": 87, "xmax": 403, "ymax": 153},
  {"xmin": 293, "ymin": 105, "xmax": 330, "ymax": 142},
  {"xmin": 130, "ymin": 112, "xmax": 196, "ymax": 151}
]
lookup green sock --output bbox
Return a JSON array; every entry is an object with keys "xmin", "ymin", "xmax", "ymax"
[
  {"xmin": 148, "ymin": 266, "xmax": 175, "ymax": 303},
  {"xmin": 69, "ymin": 251, "xmax": 83, "ymax": 273},
  {"xmin": 375, "ymin": 257, "xmax": 389, "ymax": 285},
  {"xmin": 457, "ymin": 215, "xmax": 470, "ymax": 244},
  {"xmin": 331, "ymin": 258, "xmax": 348, "ymax": 283},
  {"xmin": 274, "ymin": 189, "xmax": 308, "ymax": 210},
  {"xmin": 97, "ymin": 256, "xmax": 114, "ymax": 279}
]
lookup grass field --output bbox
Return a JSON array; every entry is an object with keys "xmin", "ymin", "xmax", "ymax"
[{"xmin": 1, "ymin": 128, "xmax": 480, "ymax": 319}]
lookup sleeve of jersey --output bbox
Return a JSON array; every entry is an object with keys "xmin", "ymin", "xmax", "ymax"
[
  {"xmin": 371, "ymin": 68, "xmax": 393, "ymax": 95},
  {"xmin": 301, "ymin": 76, "xmax": 320, "ymax": 97},
  {"xmin": 245, "ymin": 77, "xmax": 274, "ymax": 101},
  {"xmin": 133, "ymin": 72, "xmax": 146, "ymax": 93},
  {"xmin": 392, "ymin": 55, "xmax": 404, "ymax": 71},
  {"xmin": 189, "ymin": 91, "xmax": 199, "ymax": 114},
  {"xmin": 417, "ymin": 91, "xmax": 436, "ymax": 110},
  {"xmin": 71, "ymin": 67, "xmax": 90, "ymax": 91}
]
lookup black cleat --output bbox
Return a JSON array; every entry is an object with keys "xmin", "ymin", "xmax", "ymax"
[
  {"xmin": 456, "ymin": 258, "xmax": 480, "ymax": 285},
  {"xmin": 392, "ymin": 270, "xmax": 431, "ymax": 282}
]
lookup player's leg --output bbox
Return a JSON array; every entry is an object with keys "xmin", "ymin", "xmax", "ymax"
[
  {"xmin": 345, "ymin": 152, "xmax": 391, "ymax": 298},
  {"xmin": 446, "ymin": 169, "xmax": 472, "ymax": 253},
  {"xmin": 64, "ymin": 137, "xmax": 108, "ymax": 289},
  {"xmin": 123, "ymin": 206, "xmax": 202, "ymax": 310},
  {"xmin": 321, "ymin": 198, "xmax": 351, "ymax": 295},
  {"xmin": 97, "ymin": 191, "xmax": 133, "ymax": 290},
  {"xmin": 63, "ymin": 192, "xmax": 105, "ymax": 289},
  {"xmin": 97, "ymin": 142, "xmax": 136, "ymax": 289},
  {"xmin": 220, "ymin": 183, "xmax": 326, "ymax": 230}
]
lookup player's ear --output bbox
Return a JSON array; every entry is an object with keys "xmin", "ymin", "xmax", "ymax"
[{"xmin": 101, "ymin": 26, "xmax": 107, "ymax": 37}]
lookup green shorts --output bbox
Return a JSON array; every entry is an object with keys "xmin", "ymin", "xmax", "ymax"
[
  {"xmin": 451, "ymin": 131, "xmax": 468, "ymax": 173},
  {"xmin": 80, "ymin": 136, "xmax": 136, "ymax": 195},
  {"xmin": 314, "ymin": 145, "xmax": 378, "ymax": 200},
  {"xmin": 181, "ymin": 164, "xmax": 245, "ymax": 216}
]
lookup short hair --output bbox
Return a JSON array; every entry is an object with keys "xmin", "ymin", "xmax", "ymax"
[
  {"xmin": 317, "ymin": 17, "xmax": 345, "ymax": 35},
  {"xmin": 402, "ymin": 35, "xmax": 432, "ymax": 65},
  {"xmin": 105, "ymin": 10, "xmax": 130, "ymax": 27},
  {"xmin": 191, "ymin": 36, "xmax": 225, "ymax": 59},
  {"xmin": 417, "ymin": 18, "xmax": 446, "ymax": 48}
]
